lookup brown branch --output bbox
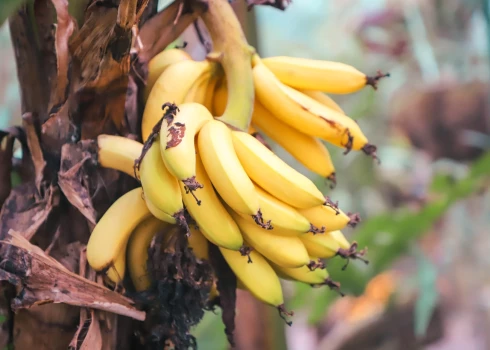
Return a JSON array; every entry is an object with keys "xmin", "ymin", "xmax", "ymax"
[
  {"xmin": 22, "ymin": 113, "xmax": 47, "ymax": 194},
  {"xmin": 0, "ymin": 231, "xmax": 145, "ymax": 321}
]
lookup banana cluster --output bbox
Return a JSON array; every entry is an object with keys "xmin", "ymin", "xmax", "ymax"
[{"xmin": 87, "ymin": 27, "xmax": 385, "ymax": 321}]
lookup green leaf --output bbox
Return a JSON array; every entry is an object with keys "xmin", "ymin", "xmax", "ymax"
[
  {"xmin": 0, "ymin": 0, "xmax": 27, "ymax": 27},
  {"xmin": 0, "ymin": 315, "xmax": 6, "ymax": 323},
  {"xmin": 192, "ymin": 310, "xmax": 227, "ymax": 350},
  {"xmin": 413, "ymin": 247, "xmax": 438, "ymax": 337}
]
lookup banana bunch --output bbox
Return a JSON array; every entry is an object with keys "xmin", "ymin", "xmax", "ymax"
[{"xmin": 87, "ymin": 0, "xmax": 384, "ymax": 326}]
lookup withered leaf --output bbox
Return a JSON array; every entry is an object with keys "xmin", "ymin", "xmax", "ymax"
[
  {"xmin": 0, "ymin": 231, "xmax": 146, "ymax": 321},
  {"xmin": 58, "ymin": 141, "xmax": 98, "ymax": 225},
  {"xmin": 0, "ymin": 183, "xmax": 60, "ymax": 241}
]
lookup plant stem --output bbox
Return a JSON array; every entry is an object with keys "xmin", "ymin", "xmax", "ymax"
[{"xmin": 201, "ymin": 0, "xmax": 255, "ymax": 131}]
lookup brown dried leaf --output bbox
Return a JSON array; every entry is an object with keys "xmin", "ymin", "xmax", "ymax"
[
  {"xmin": 22, "ymin": 113, "xmax": 47, "ymax": 193},
  {"xmin": 136, "ymin": 0, "xmax": 206, "ymax": 64},
  {"xmin": 0, "ymin": 183, "xmax": 60, "ymax": 241},
  {"xmin": 0, "ymin": 231, "xmax": 146, "ymax": 321},
  {"xmin": 58, "ymin": 141, "xmax": 98, "ymax": 225}
]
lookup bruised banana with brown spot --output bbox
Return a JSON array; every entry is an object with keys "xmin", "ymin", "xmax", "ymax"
[{"xmin": 159, "ymin": 102, "xmax": 214, "ymax": 201}]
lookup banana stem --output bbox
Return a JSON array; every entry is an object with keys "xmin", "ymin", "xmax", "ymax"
[{"xmin": 201, "ymin": 0, "xmax": 254, "ymax": 131}]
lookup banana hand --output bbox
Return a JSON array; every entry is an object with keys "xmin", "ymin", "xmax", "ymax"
[
  {"xmin": 252, "ymin": 102, "xmax": 335, "ymax": 181},
  {"xmin": 231, "ymin": 129, "xmax": 325, "ymax": 208},
  {"xmin": 198, "ymin": 119, "xmax": 267, "ymax": 226},
  {"xmin": 181, "ymin": 154, "xmax": 243, "ymax": 250}
]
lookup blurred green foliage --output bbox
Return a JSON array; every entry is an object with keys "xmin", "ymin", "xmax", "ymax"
[
  {"xmin": 290, "ymin": 150, "xmax": 490, "ymax": 325},
  {"xmin": 0, "ymin": 0, "xmax": 25, "ymax": 27}
]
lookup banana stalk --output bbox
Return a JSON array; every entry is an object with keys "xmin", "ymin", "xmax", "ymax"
[{"xmin": 200, "ymin": 0, "xmax": 254, "ymax": 131}]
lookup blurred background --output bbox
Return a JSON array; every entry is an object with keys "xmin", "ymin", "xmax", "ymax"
[{"xmin": 2, "ymin": 0, "xmax": 490, "ymax": 349}]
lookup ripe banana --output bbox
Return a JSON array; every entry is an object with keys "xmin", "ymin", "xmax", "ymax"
[
  {"xmin": 145, "ymin": 48, "xmax": 192, "ymax": 102},
  {"xmin": 219, "ymin": 247, "xmax": 284, "ymax": 307},
  {"xmin": 237, "ymin": 185, "xmax": 318, "ymax": 235},
  {"xmin": 212, "ymin": 78, "xmax": 227, "ymax": 116},
  {"xmin": 143, "ymin": 194, "xmax": 178, "ymax": 224},
  {"xmin": 300, "ymin": 231, "xmax": 342, "ymax": 259},
  {"xmin": 159, "ymin": 102, "xmax": 214, "ymax": 195},
  {"xmin": 298, "ymin": 89, "xmax": 345, "ymax": 114},
  {"xmin": 139, "ymin": 139, "xmax": 184, "ymax": 224},
  {"xmin": 262, "ymin": 56, "xmax": 388, "ymax": 94},
  {"xmin": 127, "ymin": 217, "xmax": 171, "ymax": 291},
  {"xmin": 214, "ymin": 81, "xmax": 336, "ymax": 180},
  {"xmin": 253, "ymin": 60, "xmax": 371, "ymax": 152},
  {"xmin": 142, "ymin": 59, "xmax": 213, "ymax": 141},
  {"xmin": 271, "ymin": 261, "xmax": 329, "ymax": 285},
  {"xmin": 183, "ymin": 63, "xmax": 221, "ymax": 108},
  {"xmin": 198, "ymin": 119, "xmax": 265, "ymax": 224},
  {"xmin": 252, "ymin": 102, "xmax": 336, "ymax": 180},
  {"xmin": 181, "ymin": 154, "xmax": 243, "ymax": 250},
  {"xmin": 188, "ymin": 226, "xmax": 210, "ymax": 260},
  {"xmin": 298, "ymin": 204, "xmax": 351, "ymax": 232},
  {"xmin": 230, "ymin": 211, "xmax": 310, "ymax": 268},
  {"xmin": 97, "ymin": 135, "xmax": 142, "ymax": 178},
  {"xmin": 329, "ymin": 230, "xmax": 351, "ymax": 250},
  {"xmin": 231, "ymin": 130, "xmax": 325, "ymax": 208},
  {"xmin": 87, "ymin": 187, "xmax": 152, "ymax": 271},
  {"xmin": 106, "ymin": 240, "xmax": 128, "ymax": 284}
]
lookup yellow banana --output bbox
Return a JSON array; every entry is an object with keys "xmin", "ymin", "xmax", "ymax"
[
  {"xmin": 262, "ymin": 56, "xmax": 388, "ymax": 94},
  {"xmin": 183, "ymin": 62, "xmax": 220, "ymax": 105},
  {"xmin": 188, "ymin": 226, "xmax": 210, "ymax": 260},
  {"xmin": 272, "ymin": 262, "xmax": 328, "ymax": 285},
  {"xmin": 142, "ymin": 59, "xmax": 213, "ymax": 141},
  {"xmin": 106, "ymin": 240, "xmax": 128, "ymax": 284},
  {"xmin": 159, "ymin": 102, "xmax": 214, "ymax": 196},
  {"xmin": 212, "ymin": 78, "xmax": 227, "ymax": 116},
  {"xmin": 127, "ymin": 217, "xmax": 171, "ymax": 291},
  {"xmin": 139, "ymin": 139, "xmax": 184, "ymax": 224},
  {"xmin": 145, "ymin": 48, "xmax": 192, "ymax": 102},
  {"xmin": 252, "ymin": 102, "xmax": 336, "ymax": 181},
  {"xmin": 329, "ymin": 230, "xmax": 351, "ymax": 250},
  {"xmin": 237, "ymin": 185, "xmax": 319, "ymax": 235},
  {"xmin": 298, "ymin": 89, "xmax": 344, "ymax": 114},
  {"xmin": 87, "ymin": 187, "xmax": 152, "ymax": 271},
  {"xmin": 214, "ymin": 82, "xmax": 336, "ymax": 180},
  {"xmin": 230, "ymin": 211, "xmax": 310, "ymax": 268},
  {"xmin": 198, "ymin": 120, "xmax": 266, "ymax": 225},
  {"xmin": 219, "ymin": 247, "xmax": 284, "ymax": 307},
  {"xmin": 143, "ymin": 194, "xmax": 178, "ymax": 224},
  {"xmin": 181, "ymin": 154, "xmax": 243, "ymax": 250},
  {"xmin": 97, "ymin": 135, "xmax": 142, "ymax": 178},
  {"xmin": 253, "ymin": 60, "xmax": 373, "ymax": 153},
  {"xmin": 298, "ymin": 204, "xmax": 351, "ymax": 232},
  {"xmin": 231, "ymin": 130, "xmax": 325, "ymax": 208},
  {"xmin": 300, "ymin": 231, "xmax": 342, "ymax": 259}
]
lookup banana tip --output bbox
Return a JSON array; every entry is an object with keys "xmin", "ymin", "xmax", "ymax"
[{"xmin": 366, "ymin": 71, "xmax": 390, "ymax": 90}]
